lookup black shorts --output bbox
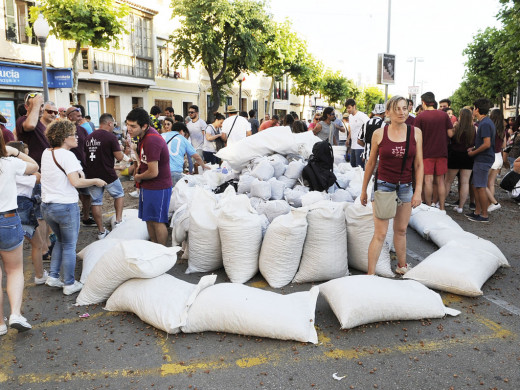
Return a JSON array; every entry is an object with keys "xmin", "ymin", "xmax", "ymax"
[{"xmin": 448, "ymin": 150, "xmax": 474, "ymax": 170}]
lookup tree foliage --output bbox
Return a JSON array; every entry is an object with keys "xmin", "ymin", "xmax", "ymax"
[
  {"xmin": 496, "ymin": 0, "xmax": 520, "ymax": 83},
  {"xmin": 319, "ymin": 70, "xmax": 357, "ymax": 107},
  {"xmin": 31, "ymin": 0, "xmax": 128, "ymax": 104},
  {"xmin": 356, "ymin": 86, "xmax": 384, "ymax": 114},
  {"xmin": 170, "ymin": 0, "xmax": 270, "ymax": 117},
  {"xmin": 291, "ymin": 57, "xmax": 323, "ymax": 116},
  {"xmin": 450, "ymin": 75, "xmax": 482, "ymax": 114},
  {"xmin": 260, "ymin": 20, "xmax": 308, "ymax": 113}
]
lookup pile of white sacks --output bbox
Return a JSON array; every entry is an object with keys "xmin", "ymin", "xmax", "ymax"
[{"xmin": 74, "ymin": 127, "xmax": 509, "ymax": 343}]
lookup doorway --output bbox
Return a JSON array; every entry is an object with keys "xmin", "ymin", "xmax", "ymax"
[{"xmin": 101, "ymin": 96, "xmax": 116, "ymax": 117}]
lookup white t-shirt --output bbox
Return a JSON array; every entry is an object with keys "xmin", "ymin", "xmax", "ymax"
[
  {"xmin": 0, "ymin": 157, "xmax": 26, "ymax": 212},
  {"xmin": 203, "ymin": 124, "xmax": 219, "ymax": 153},
  {"xmin": 222, "ymin": 115, "xmax": 250, "ymax": 145},
  {"xmin": 16, "ymin": 174, "xmax": 36, "ymax": 198},
  {"xmin": 349, "ymin": 111, "xmax": 370, "ymax": 150},
  {"xmin": 41, "ymin": 148, "xmax": 82, "ymax": 204},
  {"xmin": 187, "ymin": 118, "xmax": 207, "ymax": 150}
]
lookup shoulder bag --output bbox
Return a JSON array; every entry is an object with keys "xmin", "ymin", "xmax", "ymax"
[
  {"xmin": 372, "ymin": 125, "xmax": 411, "ymax": 220},
  {"xmin": 51, "ymin": 148, "xmax": 80, "ymax": 178}
]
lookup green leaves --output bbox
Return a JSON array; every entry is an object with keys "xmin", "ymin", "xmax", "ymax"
[{"xmin": 319, "ymin": 70, "xmax": 357, "ymax": 106}]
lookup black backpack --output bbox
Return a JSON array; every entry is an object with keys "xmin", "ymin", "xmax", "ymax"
[{"xmin": 302, "ymin": 140, "xmax": 339, "ymax": 192}]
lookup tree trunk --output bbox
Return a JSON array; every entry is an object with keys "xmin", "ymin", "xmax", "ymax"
[
  {"xmin": 300, "ymin": 94, "xmax": 306, "ymax": 119},
  {"xmin": 208, "ymin": 79, "xmax": 221, "ymax": 123},
  {"xmin": 267, "ymin": 76, "xmax": 275, "ymax": 115},
  {"xmin": 71, "ymin": 42, "xmax": 81, "ymax": 105},
  {"xmin": 499, "ymin": 93, "xmax": 503, "ymax": 113}
]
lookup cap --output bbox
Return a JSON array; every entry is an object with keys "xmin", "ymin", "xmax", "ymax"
[
  {"xmin": 65, "ymin": 107, "xmax": 81, "ymax": 117},
  {"xmin": 342, "ymin": 113, "xmax": 349, "ymax": 119},
  {"xmin": 225, "ymin": 105, "xmax": 238, "ymax": 114},
  {"xmin": 372, "ymin": 104, "xmax": 386, "ymax": 115}
]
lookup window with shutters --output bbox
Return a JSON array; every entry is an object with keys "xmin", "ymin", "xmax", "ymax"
[{"xmin": 4, "ymin": 0, "xmax": 37, "ymax": 44}]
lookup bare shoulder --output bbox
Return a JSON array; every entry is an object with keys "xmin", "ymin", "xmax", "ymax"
[
  {"xmin": 413, "ymin": 126, "xmax": 422, "ymax": 140},
  {"xmin": 372, "ymin": 127, "xmax": 384, "ymax": 143}
]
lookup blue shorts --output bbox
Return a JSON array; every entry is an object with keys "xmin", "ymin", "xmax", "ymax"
[
  {"xmin": 371, "ymin": 180, "xmax": 413, "ymax": 203},
  {"xmin": 77, "ymin": 187, "xmax": 90, "ymax": 196},
  {"xmin": 0, "ymin": 211, "xmax": 25, "ymax": 251},
  {"xmin": 88, "ymin": 179, "xmax": 125, "ymax": 206},
  {"xmin": 472, "ymin": 161, "xmax": 492, "ymax": 188},
  {"xmin": 32, "ymin": 183, "xmax": 43, "ymax": 219},
  {"xmin": 17, "ymin": 196, "xmax": 39, "ymax": 239},
  {"xmin": 171, "ymin": 171, "xmax": 184, "ymax": 188},
  {"xmin": 138, "ymin": 187, "xmax": 172, "ymax": 223}
]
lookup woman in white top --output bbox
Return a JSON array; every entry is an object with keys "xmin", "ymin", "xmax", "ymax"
[
  {"xmin": 0, "ymin": 131, "xmax": 39, "ymax": 334},
  {"xmin": 203, "ymin": 112, "xmax": 225, "ymax": 164},
  {"xmin": 41, "ymin": 120, "xmax": 105, "ymax": 296}
]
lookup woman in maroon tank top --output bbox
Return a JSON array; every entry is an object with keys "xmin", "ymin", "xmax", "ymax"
[{"xmin": 360, "ymin": 96, "xmax": 424, "ymax": 276}]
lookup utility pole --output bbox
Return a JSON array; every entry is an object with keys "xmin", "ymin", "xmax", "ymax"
[{"xmin": 384, "ymin": 0, "xmax": 391, "ymax": 104}]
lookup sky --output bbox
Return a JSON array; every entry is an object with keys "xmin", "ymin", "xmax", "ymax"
[{"xmin": 268, "ymin": 0, "xmax": 502, "ymax": 102}]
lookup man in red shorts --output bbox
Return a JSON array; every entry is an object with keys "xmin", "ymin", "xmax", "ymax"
[{"xmin": 414, "ymin": 92, "xmax": 453, "ymax": 210}]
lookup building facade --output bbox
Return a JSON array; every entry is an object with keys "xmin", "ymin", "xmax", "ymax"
[{"xmin": 1, "ymin": 0, "xmax": 307, "ymax": 132}]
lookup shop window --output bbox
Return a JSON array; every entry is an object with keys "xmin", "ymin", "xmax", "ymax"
[
  {"xmin": 154, "ymin": 99, "xmax": 172, "ymax": 114},
  {"xmin": 5, "ymin": 0, "xmax": 37, "ymax": 44}
]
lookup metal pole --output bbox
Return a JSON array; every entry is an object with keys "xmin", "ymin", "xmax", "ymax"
[
  {"xmin": 39, "ymin": 37, "xmax": 49, "ymax": 102},
  {"xmin": 239, "ymin": 80, "xmax": 242, "ymax": 112},
  {"xmin": 413, "ymin": 57, "xmax": 417, "ymax": 87},
  {"xmin": 384, "ymin": 0, "xmax": 391, "ymax": 104}
]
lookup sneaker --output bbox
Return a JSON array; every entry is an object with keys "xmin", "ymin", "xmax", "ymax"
[
  {"xmin": 9, "ymin": 314, "xmax": 31, "ymax": 332},
  {"xmin": 453, "ymin": 206, "xmax": 463, "ymax": 214},
  {"xmin": 468, "ymin": 214, "xmax": 489, "ymax": 223},
  {"xmin": 487, "ymin": 203, "xmax": 501, "ymax": 212},
  {"xmin": 465, "ymin": 212, "xmax": 478, "ymax": 219},
  {"xmin": 445, "ymin": 199, "xmax": 459, "ymax": 207},
  {"xmin": 97, "ymin": 229, "xmax": 110, "ymax": 240},
  {"xmin": 113, "ymin": 219, "xmax": 125, "ymax": 228},
  {"xmin": 63, "ymin": 280, "xmax": 83, "ymax": 296},
  {"xmin": 45, "ymin": 276, "xmax": 64, "ymax": 288},
  {"xmin": 82, "ymin": 217, "xmax": 96, "ymax": 227},
  {"xmin": 34, "ymin": 269, "xmax": 49, "ymax": 285},
  {"xmin": 0, "ymin": 318, "xmax": 7, "ymax": 336},
  {"xmin": 395, "ymin": 263, "xmax": 412, "ymax": 275},
  {"xmin": 469, "ymin": 202, "xmax": 476, "ymax": 211},
  {"xmin": 129, "ymin": 190, "xmax": 139, "ymax": 198}
]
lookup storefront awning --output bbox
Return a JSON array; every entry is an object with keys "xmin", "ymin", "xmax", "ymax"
[{"xmin": 0, "ymin": 61, "xmax": 73, "ymax": 89}]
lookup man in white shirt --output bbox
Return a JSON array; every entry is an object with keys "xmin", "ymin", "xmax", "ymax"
[
  {"xmin": 186, "ymin": 104, "xmax": 207, "ymax": 156},
  {"xmin": 345, "ymin": 98, "xmax": 369, "ymax": 169},
  {"xmin": 221, "ymin": 105, "xmax": 252, "ymax": 145}
]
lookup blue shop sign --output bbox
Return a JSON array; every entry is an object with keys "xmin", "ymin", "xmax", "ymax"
[{"xmin": 0, "ymin": 61, "xmax": 72, "ymax": 88}]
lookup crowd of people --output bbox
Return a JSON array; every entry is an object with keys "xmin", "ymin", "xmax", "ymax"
[{"xmin": 1, "ymin": 89, "xmax": 520, "ymax": 333}]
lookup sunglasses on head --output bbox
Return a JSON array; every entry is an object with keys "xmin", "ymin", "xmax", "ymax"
[{"xmin": 25, "ymin": 92, "xmax": 39, "ymax": 104}]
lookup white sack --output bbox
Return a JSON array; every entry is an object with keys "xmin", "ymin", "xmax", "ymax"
[
  {"xmin": 330, "ymin": 189, "xmax": 354, "ymax": 203},
  {"xmin": 301, "ymin": 191, "xmax": 329, "ymax": 207},
  {"xmin": 170, "ymin": 204, "xmax": 190, "ymax": 246},
  {"xmin": 237, "ymin": 174, "xmax": 255, "ymax": 194},
  {"xmin": 187, "ymin": 188, "xmax": 222, "ymax": 273},
  {"xmin": 284, "ymin": 160, "xmax": 305, "ymax": 180},
  {"xmin": 182, "ymin": 283, "xmax": 319, "ymax": 344},
  {"xmin": 293, "ymin": 202, "xmax": 348, "ymax": 283},
  {"xmin": 277, "ymin": 175, "xmax": 297, "ymax": 189},
  {"xmin": 268, "ymin": 156, "xmax": 288, "ymax": 178},
  {"xmin": 256, "ymin": 200, "xmax": 291, "ymax": 223},
  {"xmin": 106, "ymin": 217, "xmax": 149, "ymax": 241},
  {"xmin": 404, "ymin": 241, "xmax": 508, "ymax": 296},
  {"xmin": 110, "ymin": 208, "xmax": 139, "ymax": 229},
  {"xmin": 76, "ymin": 241, "xmax": 179, "ymax": 305},
  {"xmin": 269, "ymin": 178, "xmax": 286, "ymax": 200},
  {"xmin": 346, "ymin": 181, "xmax": 362, "ymax": 200},
  {"xmin": 345, "ymin": 203, "xmax": 394, "ymax": 277},
  {"xmin": 249, "ymin": 196, "xmax": 262, "ymax": 210},
  {"xmin": 216, "ymin": 126, "xmax": 298, "ymax": 171},
  {"xmin": 171, "ymin": 179, "xmax": 195, "ymax": 212},
  {"xmin": 251, "ymin": 158, "xmax": 275, "ymax": 181},
  {"xmin": 105, "ymin": 274, "xmax": 216, "ymax": 334},
  {"xmin": 428, "ymin": 228, "xmax": 508, "ymax": 265},
  {"xmin": 250, "ymin": 178, "xmax": 271, "ymax": 200},
  {"xmin": 320, "ymin": 275, "xmax": 460, "ymax": 329},
  {"xmin": 218, "ymin": 195, "xmax": 263, "ymax": 283},
  {"xmin": 77, "ymin": 239, "xmax": 123, "ymax": 284},
  {"xmin": 259, "ymin": 209, "xmax": 308, "ymax": 288},
  {"xmin": 409, "ymin": 205, "xmax": 463, "ymax": 239}
]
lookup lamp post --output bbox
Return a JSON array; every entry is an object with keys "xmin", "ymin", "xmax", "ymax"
[
  {"xmin": 406, "ymin": 57, "xmax": 423, "ymax": 107},
  {"xmin": 34, "ymin": 14, "xmax": 50, "ymax": 102},
  {"xmin": 238, "ymin": 73, "xmax": 245, "ymax": 112}
]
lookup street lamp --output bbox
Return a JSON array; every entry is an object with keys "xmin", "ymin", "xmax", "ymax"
[
  {"xmin": 406, "ymin": 57, "xmax": 424, "ymax": 88},
  {"xmin": 238, "ymin": 73, "xmax": 246, "ymax": 112},
  {"xmin": 33, "ymin": 14, "xmax": 50, "ymax": 102}
]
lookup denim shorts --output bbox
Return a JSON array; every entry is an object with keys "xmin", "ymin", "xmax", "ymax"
[
  {"xmin": 0, "ymin": 211, "xmax": 25, "ymax": 251},
  {"xmin": 32, "ymin": 183, "xmax": 43, "ymax": 219},
  {"xmin": 88, "ymin": 179, "xmax": 125, "ymax": 206},
  {"xmin": 472, "ymin": 161, "xmax": 492, "ymax": 188},
  {"xmin": 371, "ymin": 180, "xmax": 413, "ymax": 203},
  {"xmin": 17, "ymin": 196, "xmax": 39, "ymax": 239}
]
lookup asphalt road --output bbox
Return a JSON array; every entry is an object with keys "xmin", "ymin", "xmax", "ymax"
[{"xmin": 1, "ymin": 185, "xmax": 519, "ymax": 390}]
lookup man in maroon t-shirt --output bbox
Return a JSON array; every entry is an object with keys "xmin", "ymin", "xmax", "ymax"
[
  {"xmin": 66, "ymin": 106, "xmax": 94, "ymax": 226},
  {"xmin": 1, "ymin": 123, "xmax": 15, "ymax": 143},
  {"xmin": 126, "ymin": 108, "xmax": 172, "ymax": 246},
  {"xmin": 84, "ymin": 113, "xmax": 125, "ymax": 239},
  {"xmin": 414, "ymin": 92, "xmax": 453, "ymax": 210}
]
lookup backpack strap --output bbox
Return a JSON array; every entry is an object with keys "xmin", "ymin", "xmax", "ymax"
[
  {"xmin": 226, "ymin": 116, "xmax": 238, "ymax": 140},
  {"xmin": 166, "ymin": 133, "xmax": 179, "ymax": 145}
]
